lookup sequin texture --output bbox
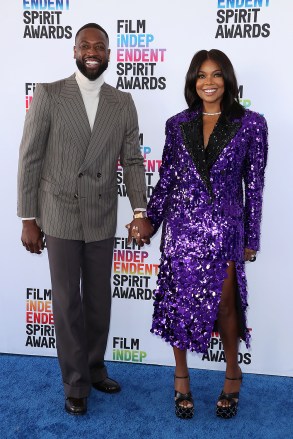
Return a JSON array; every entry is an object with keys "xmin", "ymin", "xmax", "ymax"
[{"xmin": 147, "ymin": 108, "xmax": 268, "ymax": 353}]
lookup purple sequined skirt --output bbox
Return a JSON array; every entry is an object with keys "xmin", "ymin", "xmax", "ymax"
[{"xmin": 151, "ymin": 254, "xmax": 250, "ymax": 353}]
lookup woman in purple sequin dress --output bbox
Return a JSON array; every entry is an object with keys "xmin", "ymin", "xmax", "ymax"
[{"xmin": 147, "ymin": 50, "xmax": 268, "ymax": 419}]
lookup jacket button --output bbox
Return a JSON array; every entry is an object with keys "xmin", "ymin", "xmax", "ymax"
[
  {"xmin": 78, "ymin": 173, "xmax": 83, "ymax": 178},
  {"xmin": 74, "ymin": 193, "xmax": 79, "ymax": 199},
  {"xmin": 220, "ymin": 169, "xmax": 225, "ymax": 175},
  {"xmin": 97, "ymin": 172, "xmax": 102, "ymax": 178}
]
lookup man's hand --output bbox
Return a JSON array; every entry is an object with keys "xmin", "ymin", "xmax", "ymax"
[
  {"xmin": 21, "ymin": 219, "xmax": 44, "ymax": 254},
  {"xmin": 244, "ymin": 248, "xmax": 257, "ymax": 262},
  {"xmin": 126, "ymin": 218, "xmax": 154, "ymax": 247}
]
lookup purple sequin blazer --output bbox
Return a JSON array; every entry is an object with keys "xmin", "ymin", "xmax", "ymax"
[{"xmin": 147, "ymin": 108, "xmax": 268, "ymax": 262}]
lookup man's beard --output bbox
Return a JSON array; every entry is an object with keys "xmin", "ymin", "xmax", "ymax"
[{"xmin": 76, "ymin": 58, "xmax": 109, "ymax": 81}]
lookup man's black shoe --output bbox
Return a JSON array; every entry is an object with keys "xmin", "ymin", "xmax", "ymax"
[
  {"xmin": 65, "ymin": 397, "xmax": 87, "ymax": 415},
  {"xmin": 92, "ymin": 377, "xmax": 121, "ymax": 393}
]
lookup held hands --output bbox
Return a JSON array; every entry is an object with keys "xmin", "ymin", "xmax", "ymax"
[
  {"xmin": 126, "ymin": 218, "xmax": 154, "ymax": 247},
  {"xmin": 21, "ymin": 219, "xmax": 45, "ymax": 254},
  {"xmin": 244, "ymin": 248, "xmax": 257, "ymax": 262}
]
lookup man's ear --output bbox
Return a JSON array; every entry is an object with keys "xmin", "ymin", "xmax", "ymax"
[
  {"xmin": 108, "ymin": 48, "xmax": 111, "ymax": 61},
  {"xmin": 73, "ymin": 46, "xmax": 76, "ymax": 59}
]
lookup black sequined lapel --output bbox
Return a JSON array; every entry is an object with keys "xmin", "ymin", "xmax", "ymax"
[
  {"xmin": 180, "ymin": 113, "xmax": 241, "ymax": 197},
  {"xmin": 180, "ymin": 115, "xmax": 212, "ymax": 196},
  {"xmin": 205, "ymin": 116, "xmax": 241, "ymax": 170}
]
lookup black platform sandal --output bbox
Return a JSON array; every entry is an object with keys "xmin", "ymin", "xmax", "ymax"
[
  {"xmin": 216, "ymin": 374, "xmax": 242, "ymax": 419},
  {"xmin": 174, "ymin": 375, "xmax": 194, "ymax": 419}
]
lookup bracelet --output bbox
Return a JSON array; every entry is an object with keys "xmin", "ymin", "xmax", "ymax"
[{"xmin": 133, "ymin": 211, "xmax": 148, "ymax": 219}]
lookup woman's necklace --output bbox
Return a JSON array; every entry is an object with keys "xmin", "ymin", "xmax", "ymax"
[{"xmin": 202, "ymin": 111, "xmax": 221, "ymax": 116}]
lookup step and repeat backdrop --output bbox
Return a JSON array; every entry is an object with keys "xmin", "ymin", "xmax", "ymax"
[{"xmin": 1, "ymin": 0, "xmax": 292, "ymax": 376}]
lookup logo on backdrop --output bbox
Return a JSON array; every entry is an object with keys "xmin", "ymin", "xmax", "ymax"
[
  {"xmin": 112, "ymin": 337, "xmax": 147, "ymax": 362},
  {"xmin": 23, "ymin": 0, "xmax": 72, "ymax": 39},
  {"xmin": 25, "ymin": 83, "xmax": 36, "ymax": 112},
  {"xmin": 202, "ymin": 331, "xmax": 252, "ymax": 364},
  {"xmin": 25, "ymin": 287, "xmax": 56, "ymax": 348},
  {"xmin": 117, "ymin": 133, "xmax": 161, "ymax": 199},
  {"xmin": 116, "ymin": 19, "xmax": 167, "ymax": 90},
  {"xmin": 112, "ymin": 237, "xmax": 158, "ymax": 300},
  {"xmin": 238, "ymin": 85, "xmax": 252, "ymax": 109},
  {"xmin": 215, "ymin": 0, "xmax": 270, "ymax": 38}
]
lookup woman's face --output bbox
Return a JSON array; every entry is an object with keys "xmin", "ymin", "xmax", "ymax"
[{"xmin": 195, "ymin": 59, "xmax": 225, "ymax": 107}]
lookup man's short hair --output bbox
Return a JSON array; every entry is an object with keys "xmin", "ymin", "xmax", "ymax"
[{"xmin": 75, "ymin": 23, "xmax": 109, "ymax": 43}]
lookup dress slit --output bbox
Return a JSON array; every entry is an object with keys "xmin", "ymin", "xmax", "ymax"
[
  {"xmin": 151, "ymin": 255, "xmax": 251, "ymax": 353},
  {"xmin": 214, "ymin": 260, "xmax": 248, "ymax": 343}
]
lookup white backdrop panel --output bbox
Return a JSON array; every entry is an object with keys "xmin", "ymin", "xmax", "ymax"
[{"xmin": 0, "ymin": 0, "xmax": 292, "ymax": 376}]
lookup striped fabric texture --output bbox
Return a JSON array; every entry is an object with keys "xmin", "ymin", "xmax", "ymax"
[{"xmin": 17, "ymin": 75, "xmax": 147, "ymax": 242}]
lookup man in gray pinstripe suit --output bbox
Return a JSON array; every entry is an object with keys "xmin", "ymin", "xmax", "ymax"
[{"xmin": 17, "ymin": 23, "xmax": 153, "ymax": 415}]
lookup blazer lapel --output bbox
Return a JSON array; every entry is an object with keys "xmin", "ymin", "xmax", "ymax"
[
  {"xmin": 205, "ymin": 115, "xmax": 241, "ymax": 170},
  {"xmin": 180, "ymin": 113, "xmax": 213, "ymax": 196},
  {"xmin": 180, "ymin": 111, "xmax": 242, "ymax": 197},
  {"xmin": 79, "ymin": 83, "xmax": 123, "ymax": 172},
  {"xmin": 57, "ymin": 75, "xmax": 91, "ymax": 155}
]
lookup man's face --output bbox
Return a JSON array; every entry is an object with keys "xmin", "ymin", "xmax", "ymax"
[{"xmin": 74, "ymin": 28, "xmax": 110, "ymax": 80}]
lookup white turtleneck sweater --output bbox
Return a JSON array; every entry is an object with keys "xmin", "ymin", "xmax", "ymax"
[{"xmin": 75, "ymin": 70, "xmax": 104, "ymax": 130}]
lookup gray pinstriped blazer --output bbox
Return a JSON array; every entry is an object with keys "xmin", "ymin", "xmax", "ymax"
[{"xmin": 17, "ymin": 75, "xmax": 147, "ymax": 243}]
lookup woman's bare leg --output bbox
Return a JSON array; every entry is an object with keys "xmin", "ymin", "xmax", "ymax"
[{"xmin": 217, "ymin": 261, "xmax": 242, "ymax": 407}]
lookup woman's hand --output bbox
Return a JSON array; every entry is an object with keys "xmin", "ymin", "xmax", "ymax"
[
  {"xmin": 244, "ymin": 248, "xmax": 257, "ymax": 262},
  {"xmin": 125, "ymin": 218, "xmax": 154, "ymax": 247}
]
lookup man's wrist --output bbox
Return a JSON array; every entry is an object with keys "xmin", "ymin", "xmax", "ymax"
[
  {"xmin": 22, "ymin": 219, "xmax": 37, "ymax": 227},
  {"xmin": 133, "ymin": 211, "xmax": 148, "ymax": 219}
]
